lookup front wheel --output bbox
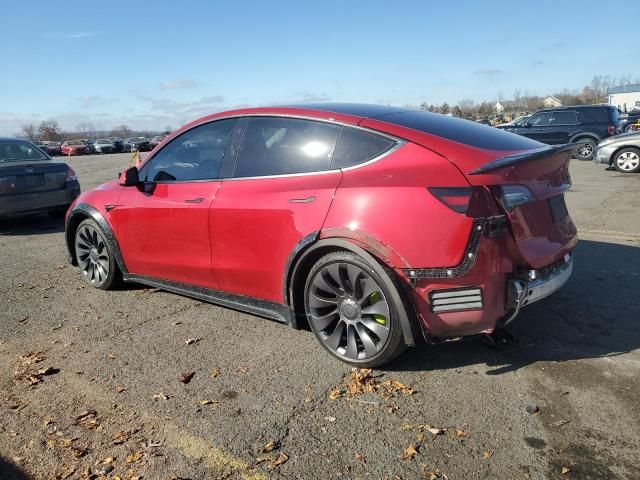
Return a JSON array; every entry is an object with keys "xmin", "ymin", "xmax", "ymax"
[
  {"xmin": 575, "ymin": 139, "xmax": 597, "ymax": 161},
  {"xmin": 304, "ymin": 251, "xmax": 406, "ymax": 367},
  {"xmin": 74, "ymin": 218, "xmax": 121, "ymax": 289},
  {"xmin": 614, "ymin": 147, "xmax": 640, "ymax": 173}
]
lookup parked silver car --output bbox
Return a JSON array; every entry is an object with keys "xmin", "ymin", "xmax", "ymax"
[{"xmin": 594, "ymin": 132, "xmax": 640, "ymax": 173}]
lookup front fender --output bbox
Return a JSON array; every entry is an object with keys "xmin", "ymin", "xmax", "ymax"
[{"xmin": 65, "ymin": 203, "xmax": 128, "ymax": 274}]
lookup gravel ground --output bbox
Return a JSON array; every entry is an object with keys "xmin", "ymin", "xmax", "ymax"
[{"xmin": 0, "ymin": 153, "xmax": 639, "ymax": 480}]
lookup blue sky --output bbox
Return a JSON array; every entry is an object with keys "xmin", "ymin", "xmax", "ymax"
[{"xmin": 1, "ymin": 0, "xmax": 638, "ymax": 135}]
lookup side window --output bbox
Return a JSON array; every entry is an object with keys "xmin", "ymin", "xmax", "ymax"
[
  {"xmin": 331, "ymin": 127, "xmax": 396, "ymax": 169},
  {"xmin": 528, "ymin": 112, "xmax": 552, "ymax": 126},
  {"xmin": 551, "ymin": 111, "xmax": 578, "ymax": 125},
  {"xmin": 234, "ymin": 117, "xmax": 340, "ymax": 177},
  {"xmin": 143, "ymin": 119, "xmax": 236, "ymax": 182}
]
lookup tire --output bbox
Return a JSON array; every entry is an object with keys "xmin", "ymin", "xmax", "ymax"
[
  {"xmin": 304, "ymin": 251, "xmax": 407, "ymax": 367},
  {"xmin": 574, "ymin": 138, "xmax": 597, "ymax": 161},
  {"xmin": 74, "ymin": 218, "xmax": 121, "ymax": 290},
  {"xmin": 613, "ymin": 147, "xmax": 640, "ymax": 173}
]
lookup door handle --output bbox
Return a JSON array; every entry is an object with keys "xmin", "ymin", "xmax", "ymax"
[
  {"xmin": 184, "ymin": 198, "xmax": 204, "ymax": 204},
  {"xmin": 289, "ymin": 196, "xmax": 315, "ymax": 204}
]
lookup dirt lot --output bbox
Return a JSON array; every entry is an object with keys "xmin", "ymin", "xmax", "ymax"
[{"xmin": 1, "ymin": 154, "xmax": 639, "ymax": 480}]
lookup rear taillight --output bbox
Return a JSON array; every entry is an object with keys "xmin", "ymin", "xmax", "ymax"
[
  {"xmin": 65, "ymin": 167, "xmax": 77, "ymax": 182},
  {"xmin": 608, "ymin": 125, "xmax": 615, "ymax": 135},
  {"xmin": 496, "ymin": 185, "xmax": 535, "ymax": 211},
  {"xmin": 428, "ymin": 187, "xmax": 473, "ymax": 214},
  {"xmin": 0, "ymin": 175, "xmax": 17, "ymax": 194}
]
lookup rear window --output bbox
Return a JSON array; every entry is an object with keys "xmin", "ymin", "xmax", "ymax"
[
  {"xmin": 0, "ymin": 141, "xmax": 48, "ymax": 163},
  {"xmin": 331, "ymin": 127, "xmax": 396, "ymax": 168},
  {"xmin": 377, "ymin": 111, "xmax": 541, "ymax": 150},
  {"xmin": 579, "ymin": 107, "xmax": 611, "ymax": 123},
  {"xmin": 551, "ymin": 111, "xmax": 578, "ymax": 125}
]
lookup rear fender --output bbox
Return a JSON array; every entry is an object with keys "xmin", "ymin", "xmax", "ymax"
[{"xmin": 287, "ymin": 237, "xmax": 417, "ymax": 346}]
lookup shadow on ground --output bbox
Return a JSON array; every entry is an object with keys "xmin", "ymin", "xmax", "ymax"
[
  {"xmin": 0, "ymin": 457, "xmax": 30, "ymax": 480},
  {"xmin": 389, "ymin": 239, "xmax": 640, "ymax": 374},
  {"xmin": 0, "ymin": 214, "xmax": 65, "ymax": 236}
]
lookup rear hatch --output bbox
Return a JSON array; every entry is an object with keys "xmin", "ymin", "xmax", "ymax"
[
  {"xmin": 359, "ymin": 114, "xmax": 578, "ymax": 269},
  {"xmin": 466, "ymin": 144, "xmax": 577, "ymax": 268},
  {"xmin": 0, "ymin": 160, "xmax": 69, "ymax": 196}
]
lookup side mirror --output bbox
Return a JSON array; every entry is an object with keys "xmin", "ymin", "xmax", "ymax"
[
  {"xmin": 119, "ymin": 166, "xmax": 140, "ymax": 186},
  {"xmin": 523, "ymin": 122, "xmax": 532, "ymax": 128}
]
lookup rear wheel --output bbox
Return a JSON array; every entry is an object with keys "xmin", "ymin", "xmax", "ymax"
[
  {"xmin": 304, "ymin": 251, "xmax": 406, "ymax": 367},
  {"xmin": 614, "ymin": 148, "xmax": 640, "ymax": 173},
  {"xmin": 74, "ymin": 218, "xmax": 121, "ymax": 289},
  {"xmin": 574, "ymin": 138, "xmax": 597, "ymax": 160}
]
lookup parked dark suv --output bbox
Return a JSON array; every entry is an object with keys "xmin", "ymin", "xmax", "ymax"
[{"xmin": 504, "ymin": 105, "xmax": 621, "ymax": 160}]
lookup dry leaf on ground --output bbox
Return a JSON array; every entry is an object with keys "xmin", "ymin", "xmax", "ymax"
[
  {"xmin": 180, "ymin": 372, "xmax": 195, "ymax": 384},
  {"xmin": 185, "ymin": 337, "xmax": 201, "ymax": 345},
  {"xmin": 268, "ymin": 452, "xmax": 289, "ymax": 469},
  {"xmin": 210, "ymin": 368, "xmax": 220, "ymax": 378},
  {"xmin": 482, "ymin": 450, "xmax": 493, "ymax": 460},
  {"xmin": 126, "ymin": 451, "xmax": 144, "ymax": 463},
  {"xmin": 562, "ymin": 467, "xmax": 571, "ymax": 475},
  {"xmin": 262, "ymin": 440, "xmax": 280, "ymax": 453},
  {"xmin": 400, "ymin": 443, "xmax": 419, "ymax": 460}
]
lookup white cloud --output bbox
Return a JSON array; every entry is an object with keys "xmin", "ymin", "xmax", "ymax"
[{"xmin": 160, "ymin": 79, "xmax": 197, "ymax": 90}]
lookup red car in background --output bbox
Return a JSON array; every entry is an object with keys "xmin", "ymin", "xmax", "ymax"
[
  {"xmin": 64, "ymin": 104, "xmax": 577, "ymax": 366},
  {"xmin": 61, "ymin": 140, "xmax": 90, "ymax": 155}
]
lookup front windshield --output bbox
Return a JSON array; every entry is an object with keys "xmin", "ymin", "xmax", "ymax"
[{"xmin": 0, "ymin": 141, "xmax": 48, "ymax": 163}]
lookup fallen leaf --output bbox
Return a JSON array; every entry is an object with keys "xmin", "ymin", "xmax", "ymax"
[
  {"xmin": 112, "ymin": 430, "xmax": 131, "ymax": 445},
  {"xmin": 401, "ymin": 443, "xmax": 419, "ymax": 460},
  {"xmin": 185, "ymin": 337, "xmax": 201, "ymax": 345},
  {"xmin": 98, "ymin": 456, "xmax": 116, "ymax": 465},
  {"xmin": 20, "ymin": 351, "xmax": 45, "ymax": 365},
  {"xmin": 268, "ymin": 452, "xmax": 289, "ymax": 469},
  {"xmin": 75, "ymin": 410, "xmax": 97, "ymax": 422},
  {"xmin": 115, "ymin": 385, "xmax": 127, "ymax": 393},
  {"xmin": 354, "ymin": 452, "xmax": 366, "ymax": 463},
  {"xmin": 262, "ymin": 440, "xmax": 280, "ymax": 453},
  {"xmin": 424, "ymin": 426, "xmax": 446, "ymax": 435},
  {"xmin": 72, "ymin": 447, "xmax": 89, "ymax": 458},
  {"xmin": 328, "ymin": 388, "xmax": 344, "ymax": 400},
  {"xmin": 324, "ymin": 416, "xmax": 336, "ymax": 422},
  {"xmin": 455, "ymin": 430, "xmax": 467, "ymax": 438},
  {"xmin": 210, "ymin": 368, "xmax": 220, "ymax": 378},
  {"xmin": 552, "ymin": 419, "xmax": 571, "ymax": 427},
  {"xmin": 482, "ymin": 450, "xmax": 493, "ymax": 460},
  {"xmin": 152, "ymin": 393, "xmax": 170, "ymax": 400},
  {"xmin": 561, "ymin": 467, "xmax": 571, "ymax": 475},
  {"xmin": 61, "ymin": 438, "xmax": 74, "ymax": 448},
  {"xmin": 126, "ymin": 451, "xmax": 144, "ymax": 463},
  {"xmin": 180, "ymin": 372, "xmax": 195, "ymax": 384},
  {"xmin": 198, "ymin": 399, "xmax": 220, "ymax": 406}
]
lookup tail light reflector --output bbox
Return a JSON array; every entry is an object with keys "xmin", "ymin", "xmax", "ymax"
[
  {"xmin": 608, "ymin": 125, "xmax": 615, "ymax": 135},
  {"xmin": 428, "ymin": 187, "xmax": 473, "ymax": 214}
]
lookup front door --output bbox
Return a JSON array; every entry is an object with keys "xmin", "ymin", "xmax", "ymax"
[
  {"xmin": 211, "ymin": 116, "xmax": 343, "ymax": 303},
  {"xmin": 516, "ymin": 111, "xmax": 553, "ymax": 143},
  {"xmin": 112, "ymin": 119, "xmax": 237, "ymax": 288}
]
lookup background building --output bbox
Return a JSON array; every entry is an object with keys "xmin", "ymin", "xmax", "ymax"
[{"xmin": 608, "ymin": 84, "xmax": 640, "ymax": 112}]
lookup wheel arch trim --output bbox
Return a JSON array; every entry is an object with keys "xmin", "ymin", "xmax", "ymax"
[
  {"xmin": 65, "ymin": 203, "xmax": 128, "ymax": 274},
  {"xmin": 286, "ymin": 237, "xmax": 417, "ymax": 346}
]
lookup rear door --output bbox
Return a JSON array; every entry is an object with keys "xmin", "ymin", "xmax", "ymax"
[
  {"xmin": 113, "ymin": 119, "xmax": 237, "ymax": 288},
  {"xmin": 211, "ymin": 116, "xmax": 342, "ymax": 303},
  {"xmin": 516, "ymin": 111, "xmax": 554, "ymax": 143},
  {"xmin": 548, "ymin": 110, "xmax": 579, "ymax": 144}
]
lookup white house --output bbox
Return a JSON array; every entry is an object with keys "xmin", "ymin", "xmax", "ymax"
[
  {"xmin": 494, "ymin": 101, "xmax": 504, "ymax": 113},
  {"xmin": 608, "ymin": 84, "xmax": 640, "ymax": 113},
  {"xmin": 543, "ymin": 96, "xmax": 563, "ymax": 108}
]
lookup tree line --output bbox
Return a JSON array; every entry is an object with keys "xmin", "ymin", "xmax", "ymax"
[{"xmin": 18, "ymin": 120, "xmax": 172, "ymax": 142}]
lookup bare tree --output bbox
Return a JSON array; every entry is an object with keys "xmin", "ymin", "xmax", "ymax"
[
  {"xmin": 20, "ymin": 123, "xmax": 38, "ymax": 140},
  {"xmin": 513, "ymin": 89, "xmax": 522, "ymax": 108},
  {"xmin": 38, "ymin": 120, "xmax": 63, "ymax": 141},
  {"xmin": 458, "ymin": 98, "xmax": 475, "ymax": 117},
  {"xmin": 76, "ymin": 121, "xmax": 98, "ymax": 139},
  {"xmin": 111, "ymin": 124, "xmax": 132, "ymax": 139}
]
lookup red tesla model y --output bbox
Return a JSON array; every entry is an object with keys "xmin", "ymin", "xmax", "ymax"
[{"xmin": 64, "ymin": 104, "xmax": 577, "ymax": 366}]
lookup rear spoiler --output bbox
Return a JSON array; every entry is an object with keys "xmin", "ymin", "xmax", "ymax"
[{"xmin": 468, "ymin": 143, "xmax": 577, "ymax": 175}]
